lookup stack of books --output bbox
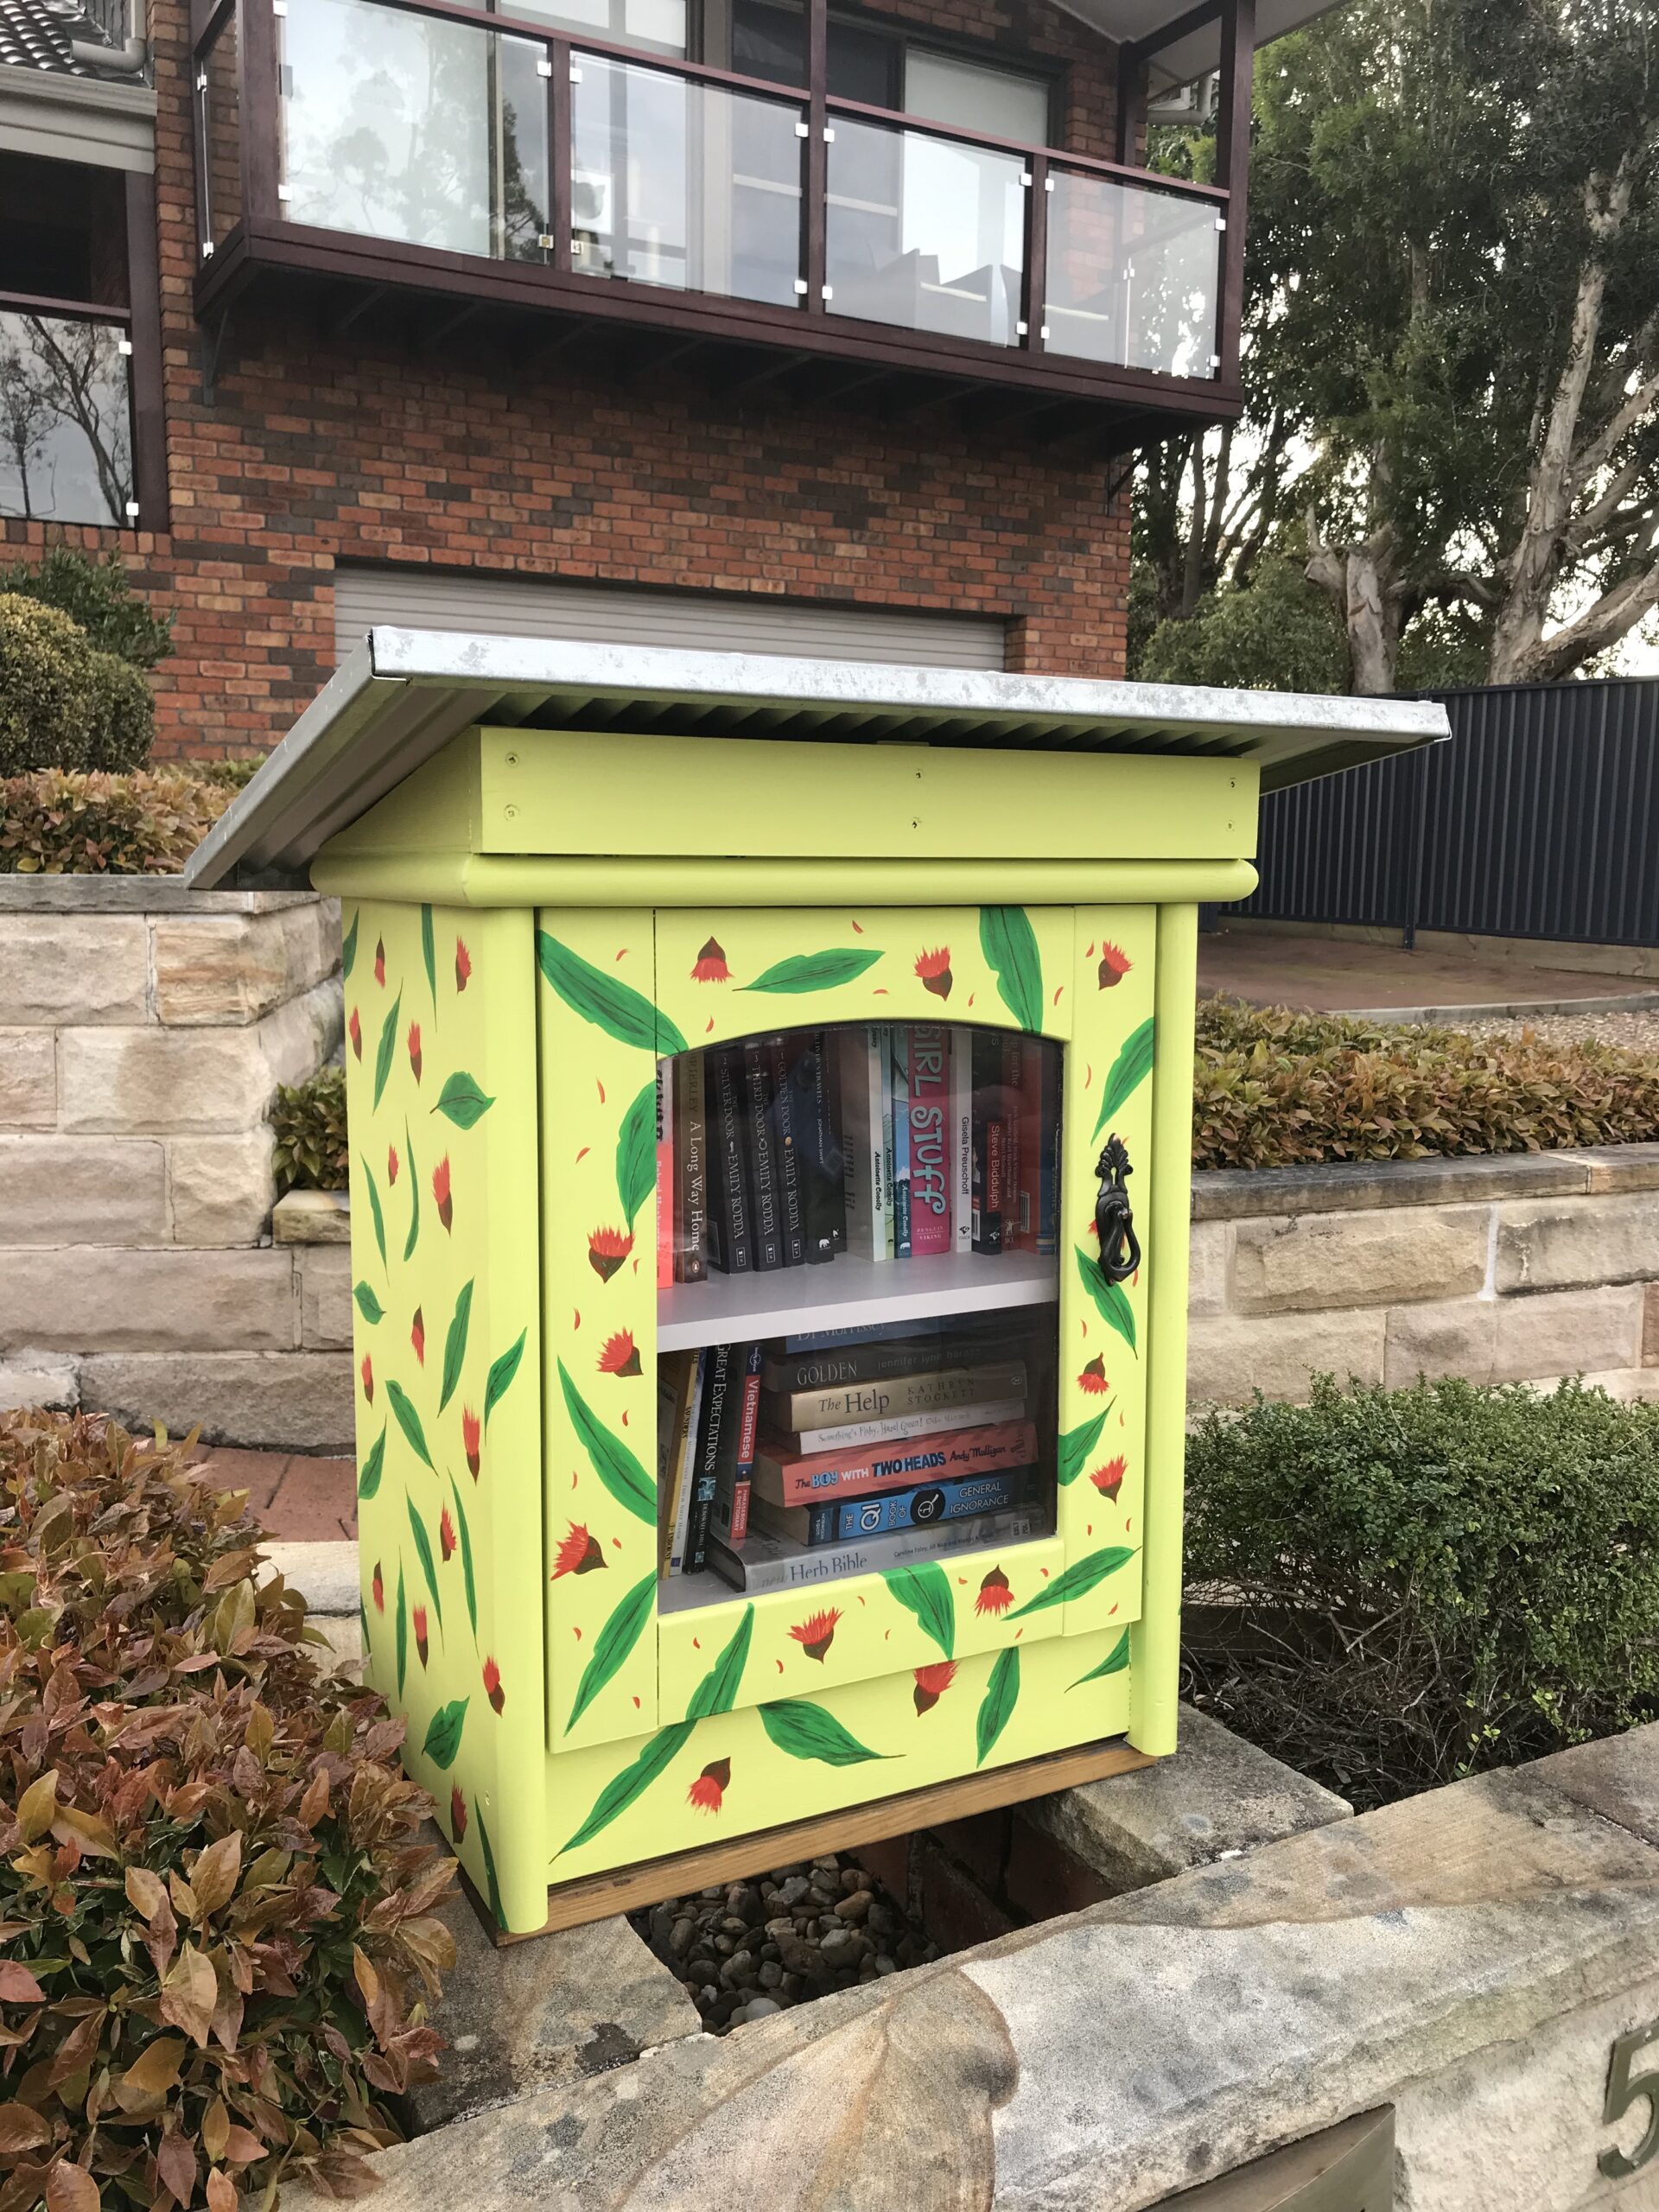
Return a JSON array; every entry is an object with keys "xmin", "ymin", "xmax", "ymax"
[{"xmin": 656, "ymin": 1021, "xmax": 1061, "ymax": 1285}]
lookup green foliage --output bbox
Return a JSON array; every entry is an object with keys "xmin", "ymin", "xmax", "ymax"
[
  {"xmin": 0, "ymin": 768, "xmax": 234, "ymax": 874},
  {"xmin": 0, "ymin": 595, "xmax": 155, "ymax": 774},
  {"xmin": 271, "ymin": 1065, "xmax": 348, "ymax": 1194},
  {"xmin": 0, "ymin": 1408, "xmax": 454, "ymax": 2207},
  {"xmin": 0, "ymin": 545, "xmax": 173, "ymax": 669},
  {"xmin": 1138, "ymin": 557, "xmax": 1348, "ymax": 696},
  {"xmin": 1185, "ymin": 1376, "xmax": 1659, "ymax": 1805},
  {"xmin": 1193, "ymin": 995, "xmax": 1659, "ymax": 1169}
]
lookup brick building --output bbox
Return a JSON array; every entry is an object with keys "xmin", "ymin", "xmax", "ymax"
[{"xmin": 0, "ymin": 0, "xmax": 1313, "ymax": 757}]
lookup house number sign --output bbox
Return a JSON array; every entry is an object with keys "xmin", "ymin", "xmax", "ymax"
[{"xmin": 1600, "ymin": 2020, "xmax": 1659, "ymax": 2179}]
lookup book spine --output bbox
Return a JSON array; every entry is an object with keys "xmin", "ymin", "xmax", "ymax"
[
  {"xmin": 838, "ymin": 1027, "xmax": 889, "ymax": 1263},
  {"xmin": 760, "ymin": 1415, "xmax": 1038, "ymax": 1506},
  {"xmin": 889, "ymin": 1027, "xmax": 912, "ymax": 1260},
  {"xmin": 877, "ymin": 1025, "xmax": 895, "ymax": 1261},
  {"xmin": 787, "ymin": 1465, "xmax": 1039, "ymax": 1546},
  {"xmin": 907, "ymin": 1022, "xmax": 951, "ymax": 1256},
  {"xmin": 825, "ymin": 1033, "xmax": 847, "ymax": 1255},
  {"xmin": 767, "ymin": 1361, "xmax": 1028, "ymax": 1432},
  {"xmin": 708, "ymin": 1509, "xmax": 1039, "ymax": 1597},
  {"xmin": 728, "ymin": 1341, "xmax": 762, "ymax": 1547},
  {"xmin": 668, "ymin": 1350, "xmax": 707, "ymax": 1575},
  {"xmin": 971, "ymin": 1031, "xmax": 1006, "ymax": 1255},
  {"xmin": 705, "ymin": 1046, "xmax": 753, "ymax": 1274},
  {"xmin": 656, "ymin": 1059, "xmax": 674, "ymax": 1291},
  {"xmin": 677, "ymin": 1049, "xmax": 709, "ymax": 1283},
  {"xmin": 1006, "ymin": 1035, "xmax": 1033, "ymax": 1251},
  {"xmin": 744, "ymin": 1039, "xmax": 785, "ymax": 1273},
  {"xmin": 791, "ymin": 1393, "xmax": 1027, "ymax": 1456},
  {"xmin": 1038, "ymin": 1043, "xmax": 1061, "ymax": 1258},
  {"xmin": 800, "ymin": 1032, "xmax": 838, "ymax": 1265},
  {"xmin": 764, "ymin": 1332, "xmax": 992, "ymax": 1391},
  {"xmin": 769, "ymin": 1034, "xmax": 808, "ymax": 1268},
  {"xmin": 686, "ymin": 1341, "xmax": 731, "ymax": 1573},
  {"xmin": 950, "ymin": 1026, "xmax": 974, "ymax": 1255}
]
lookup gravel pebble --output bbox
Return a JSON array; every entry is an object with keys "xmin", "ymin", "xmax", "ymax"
[{"xmin": 1400, "ymin": 1007, "xmax": 1659, "ymax": 1054}]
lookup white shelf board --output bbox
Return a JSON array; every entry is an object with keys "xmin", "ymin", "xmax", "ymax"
[{"xmin": 658, "ymin": 1248, "xmax": 1058, "ymax": 1351}]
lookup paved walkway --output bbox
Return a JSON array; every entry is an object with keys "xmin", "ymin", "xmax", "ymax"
[
  {"xmin": 1198, "ymin": 930, "xmax": 1657, "ymax": 1017},
  {"xmin": 194, "ymin": 1446, "xmax": 355, "ymax": 1541}
]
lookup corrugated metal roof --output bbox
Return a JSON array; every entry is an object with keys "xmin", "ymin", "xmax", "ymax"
[{"xmin": 184, "ymin": 628, "xmax": 1448, "ymax": 889}]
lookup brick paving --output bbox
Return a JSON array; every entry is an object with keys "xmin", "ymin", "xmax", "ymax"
[{"xmin": 194, "ymin": 1446, "xmax": 355, "ymax": 1542}]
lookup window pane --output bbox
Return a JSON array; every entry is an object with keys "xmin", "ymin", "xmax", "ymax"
[
  {"xmin": 0, "ymin": 311, "xmax": 132, "ymax": 527},
  {"xmin": 511, "ymin": 0, "xmax": 687, "ymax": 59},
  {"xmin": 826, "ymin": 116, "xmax": 1024, "ymax": 345},
  {"xmin": 200, "ymin": 8, "xmax": 243, "ymax": 254},
  {"xmin": 1045, "ymin": 169, "xmax": 1219, "ymax": 377},
  {"xmin": 731, "ymin": 2, "xmax": 899, "ymax": 99},
  {"xmin": 571, "ymin": 54, "xmax": 803, "ymax": 307},
  {"xmin": 903, "ymin": 48, "xmax": 1048, "ymax": 145}
]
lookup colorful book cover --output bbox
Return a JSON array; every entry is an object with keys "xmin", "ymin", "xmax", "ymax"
[
  {"xmin": 710, "ymin": 1340, "xmax": 764, "ymax": 1550},
  {"xmin": 753, "ymin": 1463, "xmax": 1040, "ymax": 1547},
  {"xmin": 890, "ymin": 1027, "xmax": 912, "ymax": 1259},
  {"xmin": 703, "ymin": 1505, "xmax": 1041, "ymax": 1597},
  {"xmin": 761, "ymin": 1360, "xmax": 1028, "ymax": 1435},
  {"xmin": 751, "ymin": 1414, "xmax": 1038, "ymax": 1507},
  {"xmin": 837, "ymin": 1025, "xmax": 890, "ymax": 1263},
  {"xmin": 656, "ymin": 1058, "xmax": 675, "ymax": 1291},
  {"xmin": 971, "ymin": 1030, "xmax": 1007, "ymax": 1255},
  {"xmin": 950, "ymin": 1025, "xmax": 974, "ymax": 1255},
  {"xmin": 705, "ymin": 1044, "xmax": 753, "ymax": 1274},
  {"xmin": 1037, "ymin": 1043, "xmax": 1062, "ymax": 1258},
  {"xmin": 676, "ymin": 1047, "xmax": 709, "ymax": 1283},
  {"xmin": 907, "ymin": 1022, "xmax": 952, "ymax": 1255},
  {"xmin": 787, "ymin": 1393, "xmax": 1026, "ymax": 1458}
]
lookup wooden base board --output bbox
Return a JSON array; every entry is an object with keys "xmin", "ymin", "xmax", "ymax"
[{"xmin": 475, "ymin": 1735, "xmax": 1155, "ymax": 1944}]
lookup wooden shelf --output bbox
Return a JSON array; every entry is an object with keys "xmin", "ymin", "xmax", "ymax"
[{"xmin": 658, "ymin": 1248, "xmax": 1058, "ymax": 1351}]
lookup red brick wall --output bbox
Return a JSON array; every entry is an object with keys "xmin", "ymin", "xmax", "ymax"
[{"xmin": 1, "ymin": 0, "xmax": 1132, "ymax": 759}]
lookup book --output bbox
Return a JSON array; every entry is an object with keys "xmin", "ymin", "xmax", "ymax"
[
  {"xmin": 753, "ymin": 1463, "xmax": 1040, "ymax": 1546},
  {"xmin": 1007, "ymin": 1036, "xmax": 1033, "ymax": 1251},
  {"xmin": 744, "ymin": 1038, "xmax": 785, "ymax": 1272},
  {"xmin": 838, "ymin": 1025, "xmax": 891, "ymax": 1262},
  {"xmin": 783, "ymin": 1316, "xmax": 957, "ymax": 1352},
  {"xmin": 703, "ymin": 1505, "xmax": 1042, "ymax": 1597},
  {"xmin": 762, "ymin": 1332, "xmax": 989, "ymax": 1392},
  {"xmin": 655, "ymin": 1059, "xmax": 674, "ymax": 1291},
  {"xmin": 676, "ymin": 1048, "xmax": 709, "ymax": 1283},
  {"xmin": 796, "ymin": 1031, "xmax": 840, "ymax": 1265},
  {"xmin": 1037, "ymin": 1042, "xmax": 1061, "ymax": 1258},
  {"xmin": 710, "ymin": 1340, "xmax": 763, "ymax": 1549},
  {"xmin": 890, "ymin": 1027, "xmax": 912, "ymax": 1260},
  {"xmin": 705, "ymin": 1045, "xmax": 753, "ymax": 1275},
  {"xmin": 752, "ymin": 1415, "xmax": 1038, "ymax": 1507},
  {"xmin": 907, "ymin": 1023, "xmax": 952, "ymax": 1256},
  {"xmin": 656, "ymin": 1349, "xmax": 698, "ymax": 1576},
  {"xmin": 768, "ymin": 1033, "xmax": 808, "ymax": 1268},
  {"xmin": 784, "ymin": 1393, "xmax": 1026, "ymax": 1458},
  {"xmin": 971, "ymin": 1030, "xmax": 1007, "ymax": 1255},
  {"xmin": 685, "ymin": 1340, "xmax": 733, "ymax": 1573},
  {"xmin": 824, "ymin": 1032, "xmax": 847, "ymax": 1255},
  {"xmin": 950, "ymin": 1026, "xmax": 974, "ymax": 1256},
  {"xmin": 762, "ymin": 1360, "xmax": 1028, "ymax": 1435},
  {"xmin": 665, "ymin": 1349, "xmax": 708, "ymax": 1576}
]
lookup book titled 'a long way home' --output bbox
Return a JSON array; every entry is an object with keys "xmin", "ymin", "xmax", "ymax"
[{"xmin": 752, "ymin": 1415, "xmax": 1038, "ymax": 1506}]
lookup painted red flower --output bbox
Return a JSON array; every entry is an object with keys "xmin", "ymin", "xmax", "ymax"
[
  {"xmin": 788, "ymin": 1607, "xmax": 842, "ymax": 1662},
  {"xmin": 552, "ymin": 1521, "xmax": 607, "ymax": 1579},
  {"xmin": 386, "ymin": 1143, "xmax": 399, "ymax": 1186},
  {"xmin": 434, "ymin": 1155, "xmax": 453, "ymax": 1233},
  {"xmin": 450, "ymin": 1783, "xmax": 467, "ymax": 1840},
  {"xmin": 915, "ymin": 945, "xmax": 953, "ymax": 999},
  {"xmin": 348, "ymin": 1007, "xmax": 362, "ymax": 1059},
  {"xmin": 588, "ymin": 1226, "xmax": 633, "ymax": 1282},
  {"xmin": 359, "ymin": 1353, "xmax": 374, "ymax": 1403},
  {"xmin": 455, "ymin": 937, "xmax": 472, "ymax": 992},
  {"xmin": 1077, "ymin": 1355, "xmax": 1111, "ymax": 1395},
  {"xmin": 598, "ymin": 1329, "xmax": 641, "ymax": 1378},
  {"xmin": 688, "ymin": 1757, "xmax": 730, "ymax": 1814},
  {"xmin": 410, "ymin": 1307, "xmax": 425, "ymax": 1365},
  {"xmin": 913, "ymin": 1660, "xmax": 958, "ymax": 1714},
  {"xmin": 1098, "ymin": 943, "xmax": 1132, "ymax": 988},
  {"xmin": 691, "ymin": 937, "xmax": 730, "ymax": 982},
  {"xmin": 413, "ymin": 1604, "xmax": 429, "ymax": 1667},
  {"xmin": 463, "ymin": 1406, "xmax": 481, "ymax": 1480},
  {"xmin": 975, "ymin": 1567, "xmax": 1014, "ymax": 1617},
  {"xmin": 407, "ymin": 1021, "xmax": 422, "ymax": 1083},
  {"xmin": 373, "ymin": 936, "xmax": 385, "ymax": 988},
  {"xmin": 484, "ymin": 1656, "xmax": 505, "ymax": 1714},
  {"xmin": 371, "ymin": 1560, "xmax": 384, "ymax": 1612},
  {"xmin": 440, "ymin": 1507, "xmax": 456, "ymax": 1563},
  {"xmin": 1090, "ymin": 1456, "xmax": 1127, "ymax": 1502}
]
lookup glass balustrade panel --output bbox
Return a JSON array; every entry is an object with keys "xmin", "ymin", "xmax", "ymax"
[{"xmin": 1045, "ymin": 168, "xmax": 1220, "ymax": 378}]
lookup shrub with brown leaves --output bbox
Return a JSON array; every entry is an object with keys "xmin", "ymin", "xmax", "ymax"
[
  {"xmin": 0, "ymin": 770, "xmax": 236, "ymax": 875},
  {"xmin": 0, "ymin": 1412, "xmax": 454, "ymax": 2211}
]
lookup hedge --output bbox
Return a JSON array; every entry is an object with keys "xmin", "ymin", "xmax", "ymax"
[{"xmin": 0, "ymin": 769, "xmax": 237, "ymax": 874}]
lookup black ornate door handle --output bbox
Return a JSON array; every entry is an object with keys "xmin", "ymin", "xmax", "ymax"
[{"xmin": 1094, "ymin": 1135, "xmax": 1141, "ymax": 1285}]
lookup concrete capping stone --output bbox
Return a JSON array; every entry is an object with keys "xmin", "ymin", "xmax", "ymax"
[
  {"xmin": 80, "ymin": 1350, "xmax": 353, "ymax": 1450},
  {"xmin": 0, "ymin": 878, "xmax": 321, "ymax": 914},
  {"xmin": 1191, "ymin": 1148, "xmax": 1624, "ymax": 1222},
  {"xmin": 274, "ymin": 1189, "xmax": 351, "ymax": 1243}
]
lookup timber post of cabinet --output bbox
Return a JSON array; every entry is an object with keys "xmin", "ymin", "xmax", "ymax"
[{"xmin": 259, "ymin": 662, "xmax": 1442, "ymax": 1942}]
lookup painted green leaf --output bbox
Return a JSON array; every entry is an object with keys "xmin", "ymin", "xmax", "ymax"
[
  {"xmin": 558, "ymin": 1361, "xmax": 654, "ymax": 1523},
  {"xmin": 359, "ymin": 1598, "xmax": 370, "ymax": 1659},
  {"xmin": 1007, "ymin": 1546, "xmax": 1137, "ymax": 1621},
  {"xmin": 394, "ymin": 1561, "xmax": 408, "ymax": 1699},
  {"xmin": 406, "ymin": 1497, "xmax": 443, "ymax": 1628},
  {"xmin": 1069, "ymin": 1628, "xmax": 1131, "ymax": 1690},
  {"xmin": 566, "ymin": 1571, "xmax": 655, "ymax": 1732},
  {"xmin": 423, "ymin": 1698, "xmax": 468, "ymax": 1770},
  {"xmin": 560, "ymin": 1721, "xmax": 695, "ymax": 1857},
  {"xmin": 1076, "ymin": 1245, "xmax": 1137, "ymax": 1354},
  {"xmin": 432, "ymin": 1071, "xmax": 495, "ymax": 1129},
  {"xmin": 448, "ymin": 1475, "xmax": 478, "ymax": 1638},
  {"xmin": 537, "ymin": 930, "xmax": 688, "ymax": 1056},
  {"xmin": 341, "ymin": 909, "xmax": 359, "ymax": 979},
  {"xmin": 359, "ymin": 1155, "xmax": 387, "ymax": 1272},
  {"xmin": 615, "ymin": 1082, "xmax": 656, "ymax": 1229},
  {"xmin": 738, "ymin": 947, "xmax": 883, "ymax": 995},
  {"xmin": 883, "ymin": 1561, "xmax": 955, "ymax": 1660},
  {"xmin": 1058, "ymin": 1408, "xmax": 1108, "ymax": 1488},
  {"xmin": 976, "ymin": 1645, "xmax": 1020, "ymax": 1767},
  {"xmin": 1093, "ymin": 1016, "xmax": 1155, "ymax": 1138},
  {"xmin": 403, "ymin": 1122, "xmax": 421, "ymax": 1261},
  {"xmin": 440, "ymin": 1279, "xmax": 474, "ymax": 1414},
  {"xmin": 357, "ymin": 1424, "xmax": 387, "ymax": 1501},
  {"xmin": 484, "ymin": 1329, "xmax": 527, "ymax": 1430},
  {"xmin": 979, "ymin": 906, "xmax": 1042, "ymax": 1033},
  {"xmin": 353, "ymin": 1281, "xmax": 385, "ymax": 1325},
  {"xmin": 421, "ymin": 904, "xmax": 436, "ymax": 1013},
  {"xmin": 476, "ymin": 1809, "xmax": 505, "ymax": 1929},
  {"xmin": 386, "ymin": 1378, "xmax": 435, "ymax": 1471},
  {"xmin": 373, "ymin": 989, "xmax": 403, "ymax": 1111},
  {"xmin": 758, "ymin": 1700, "xmax": 889, "ymax": 1767},
  {"xmin": 687, "ymin": 1604, "xmax": 754, "ymax": 1720}
]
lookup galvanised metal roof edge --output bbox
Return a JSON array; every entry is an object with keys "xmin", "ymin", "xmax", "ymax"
[{"xmin": 183, "ymin": 629, "xmax": 1449, "ymax": 890}]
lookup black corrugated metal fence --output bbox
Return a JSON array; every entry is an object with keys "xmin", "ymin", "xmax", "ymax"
[{"xmin": 1236, "ymin": 677, "xmax": 1659, "ymax": 946}]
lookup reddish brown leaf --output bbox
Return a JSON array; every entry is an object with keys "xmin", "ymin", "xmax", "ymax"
[
  {"xmin": 156, "ymin": 2130, "xmax": 195, "ymax": 2207},
  {"xmin": 158, "ymin": 1948, "xmax": 216, "ymax": 2048},
  {"xmin": 0, "ymin": 1963, "xmax": 45, "ymax": 2005},
  {"xmin": 44, "ymin": 2162, "xmax": 99, "ymax": 2212},
  {"xmin": 207, "ymin": 2168, "xmax": 237, "ymax": 2212},
  {"xmin": 191, "ymin": 1832, "xmax": 242, "ymax": 1917},
  {"xmin": 0, "ymin": 2107, "xmax": 51, "ymax": 2155},
  {"xmin": 124, "ymin": 1867, "xmax": 168, "ymax": 1923}
]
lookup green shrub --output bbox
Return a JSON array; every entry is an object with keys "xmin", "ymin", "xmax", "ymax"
[
  {"xmin": 0, "ymin": 594, "xmax": 156, "ymax": 775},
  {"xmin": 1193, "ymin": 995, "xmax": 1659, "ymax": 1169},
  {"xmin": 1183, "ymin": 1376, "xmax": 1659, "ymax": 1808},
  {"xmin": 80, "ymin": 652, "xmax": 155, "ymax": 773},
  {"xmin": 0, "ymin": 545, "xmax": 173, "ymax": 669},
  {"xmin": 0, "ymin": 1408, "xmax": 454, "ymax": 2209},
  {"xmin": 272, "ymin": 1065, "xmax": 348, "ymax": 1194},
  {"xmin": 0, "ymin": 769, "xmax": 233, "ymax": 874}
]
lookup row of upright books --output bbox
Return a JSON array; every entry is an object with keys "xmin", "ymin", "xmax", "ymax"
[
  {"xmin": 657, "ymin": 1313, "xmax": 1054, "ymax": 1597},
  {"xmin": 656, "ymin": 1022, "xmax": 1063, "ymax": 1284}
]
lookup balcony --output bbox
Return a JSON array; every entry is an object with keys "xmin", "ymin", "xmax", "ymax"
[{"xmin": 193, "ymin": 0, "xmax": 1249, "ymax": 441}]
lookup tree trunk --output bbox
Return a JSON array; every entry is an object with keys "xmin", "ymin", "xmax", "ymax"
[{"xmin": 1306, "ymin": 529, "xmax": 1405, "ymax": 696}]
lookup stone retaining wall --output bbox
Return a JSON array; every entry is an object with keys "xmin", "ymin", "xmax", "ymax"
[{"xmin": 0, "ymin": 880, "xmax": 348, "ymax": 1447}]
